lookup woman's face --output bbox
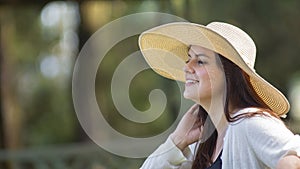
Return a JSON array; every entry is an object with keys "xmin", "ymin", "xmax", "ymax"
[{"xmin": 183, "ymin": 45, "xmax": 226, "ymax": 106}]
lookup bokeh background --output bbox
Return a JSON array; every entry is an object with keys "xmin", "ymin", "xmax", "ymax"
[{"xmin": 0, "ymin": 0, "xmax": 300, "ymax": 169}]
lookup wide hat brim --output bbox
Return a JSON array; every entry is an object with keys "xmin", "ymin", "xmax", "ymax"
[{"xmin": 138, "ymin": 22, "xmax": 290, "ymax": 116}]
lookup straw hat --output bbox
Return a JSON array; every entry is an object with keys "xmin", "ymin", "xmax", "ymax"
[{"xmin": 138, "ymin": 22, "xmax": 290, "ymax": 116}]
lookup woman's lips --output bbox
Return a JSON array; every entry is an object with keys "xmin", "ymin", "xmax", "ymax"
[{"xmin": 185, "ymin": 79, "xmax": 199, "ymax": 86}]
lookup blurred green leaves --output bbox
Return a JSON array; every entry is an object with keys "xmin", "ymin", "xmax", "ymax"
[{"xmin": 1, "ymin": 0, "xmax": 300, "ymax": 150}]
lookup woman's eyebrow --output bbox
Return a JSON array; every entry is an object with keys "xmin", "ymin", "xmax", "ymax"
[
  {"xmin": 188, "ymin": 53, "xmax": 209, "ymax": 58},
  {"xmin": 195, "ymin": 53, "xmax": 209, "ymax": 58}
]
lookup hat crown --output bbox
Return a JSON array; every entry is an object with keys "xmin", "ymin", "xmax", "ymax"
[{"xmin": 207, "ymin": 22, "xmax": 256, "ymax": 69}]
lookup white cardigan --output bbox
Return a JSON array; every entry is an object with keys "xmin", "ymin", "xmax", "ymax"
[{"xmin": 140, "ymin": 108, "xmax": 300, "ymax": 169}]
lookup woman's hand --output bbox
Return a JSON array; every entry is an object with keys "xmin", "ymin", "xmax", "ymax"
[
  {"xmin": 276, "ymin": 155, "xmax": 300, "ymax": 169},
  {"xmin": 170, "ymin": 104, "xmax": 203, "ymax": 151}
]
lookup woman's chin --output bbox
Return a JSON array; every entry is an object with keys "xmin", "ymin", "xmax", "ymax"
[
  {"xmin": 183, "ymin": 91, "xmax": 207, "ymax": 104},
  {"xmin": 183, "ymin": 92, "xmax": 196, "ymax": 101}
]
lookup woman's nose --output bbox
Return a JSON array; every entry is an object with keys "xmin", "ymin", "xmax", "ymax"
[{"xmin": 184, "ymin": 61, "xmax": 195, "ymax": 74}]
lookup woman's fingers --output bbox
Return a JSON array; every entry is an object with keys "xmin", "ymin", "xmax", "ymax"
[
  {"xmin": 189, "ymin": 125, "xmax": 204, "ymax": 143},
  {"xmin": 183, "ymin": 104, "xmax": 199, "ymax": 124},
  {"xmin": 178, "ymin": 104, "xmax": 199, "ymax": 131},
  {"xmin": 187, "ymin": 104, "xmax": 199, "ymax": 115},
  {"xmin": 170, "ymin": 104, "xmax": 202, "ymax": 150}
]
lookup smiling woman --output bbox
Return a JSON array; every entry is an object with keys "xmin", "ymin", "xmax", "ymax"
[
  {"xmin": 184, "ymin": 46, "xmax": 226, "ymax": 108},
  {"xmin": 138, "ymin": 22, "xmax": 300, "ymax": 169}
]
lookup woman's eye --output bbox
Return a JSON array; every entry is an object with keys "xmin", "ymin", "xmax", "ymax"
[
  {"xmin": 185, "ymin": 59, "xmax": 190, "ymax": 63},
  {"xmin": 198, "ymin": 60, "xmax": 204, "ymax": 65}
]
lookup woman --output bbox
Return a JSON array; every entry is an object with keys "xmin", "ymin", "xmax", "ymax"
[{"xmin": 138, "ymin": 22, "xmax": 300, "ymax": 169}]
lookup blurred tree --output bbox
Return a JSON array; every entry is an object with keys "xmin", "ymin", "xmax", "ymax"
[
  {"xmin": 0, "ymin": 1, "xmax": 299, "ymax": 169},
  {"xmin": 0, "ymin": 8, "xmax": 23, "ymax": 150},
  {"xmin": 0, "ymin": 2, "xmax": 80, "ymax": 150},
  {"xmin": 0, "ymin": 0, "xmax": 299, "ymax": 157},
  {"xmin": 0, "ymin": 16, "xmax": 4, "ymax": 150}
]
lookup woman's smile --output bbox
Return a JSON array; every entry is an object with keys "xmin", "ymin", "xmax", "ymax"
[{"xmin": 185, "ymin": 78, "xmax": 199, "ymax": 86}]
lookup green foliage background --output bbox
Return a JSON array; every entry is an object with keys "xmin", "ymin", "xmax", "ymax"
[{"xmin": 0, "ymin": 0, "xmax": 300, "ymax": 168}]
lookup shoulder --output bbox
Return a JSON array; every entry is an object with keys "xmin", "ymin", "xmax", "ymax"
[
  {"xmin": 229, "ymin": 108, "xmax": 286, "ymax": 133},
  {"xmin": 226, "ymin": 108, "xmax": 297, "ymax": 157},
  {"xmin": 230, "ymin": 107, "xmax": 282, "ymax": 123}
]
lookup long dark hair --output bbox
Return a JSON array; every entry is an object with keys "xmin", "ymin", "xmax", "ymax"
[{"xmin": 191, "ymin": 54, "xmax": 279, "ymax": 169}]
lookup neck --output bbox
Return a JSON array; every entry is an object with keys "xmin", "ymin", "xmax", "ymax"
[
  {"xmin": 200, "ymin": 98, "xmax": 228, "ymax": 160},
  {"xmin": 200, "ymin": 98, "xmax": 228, "ymax": 135},
  {"xmin": 209, "ymin": 106, "xmax": 228, "ymax": 136}
]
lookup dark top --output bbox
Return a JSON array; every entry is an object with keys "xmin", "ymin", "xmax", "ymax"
[{"xmin": 205, "ymin": 151, "xmax": 222, "ymax": 169}]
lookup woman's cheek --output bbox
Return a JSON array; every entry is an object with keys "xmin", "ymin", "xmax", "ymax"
[
  {"xmin": 207, "ymin": 69, "xmax": 226, "ymax": 94},
  {"xmin": 196, "ymin": 68, "xmax": 209, "ymax": 80},
  {"xmin": 197, "ymin": 69, "xmax": 211, "ymax": 87},
  {"xmin": 196, "ymin": 69, "xmax": 212, "ymax": 93}
]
